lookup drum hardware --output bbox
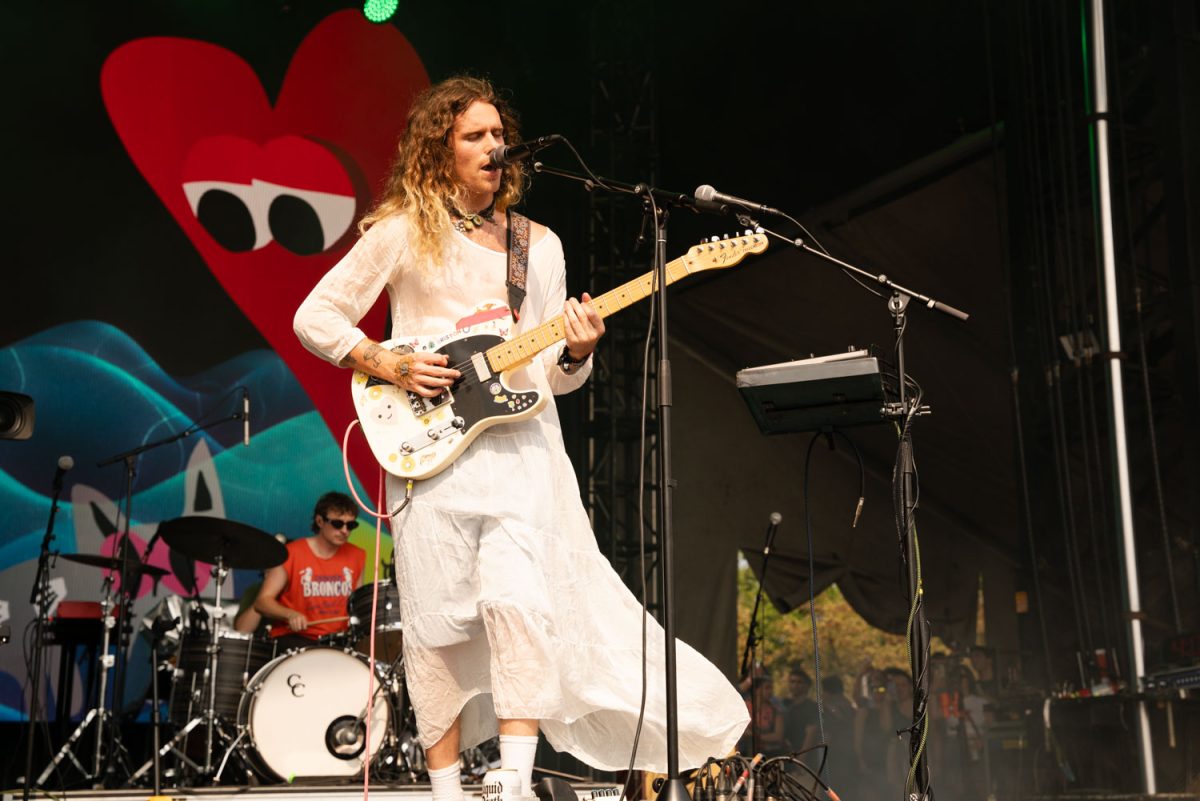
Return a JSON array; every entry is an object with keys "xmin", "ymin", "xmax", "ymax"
[
  {"xmin": 129, "ymin": 516, "xmax": 286, "ymax": 786},
  {"xmin": 90, "ymin": 410, "xmax": 258, "ymax": 786},
  {"xmin": 24, "ymin": 460, "xmax": 63, "ymax": 801},
  {"xmin": 129, "ymin": 559, "xmax": 245, "ymax": 785},
  {"xmin": 144, "ymin": 611, "xmax": 178, "ymax": 795},
  {"xmin": 37, "ymin": 557, "xmax": 166, "ymax": 788}
]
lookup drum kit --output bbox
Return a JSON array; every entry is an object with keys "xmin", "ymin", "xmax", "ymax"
[{"xmin": 39, "ymin": 516, "xmax": 423, "ymax": 789}]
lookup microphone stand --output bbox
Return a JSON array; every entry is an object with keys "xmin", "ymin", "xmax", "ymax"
[
  {"xmin": 532, "ymin": 161, "xmax": 704, "ymax": 801},
  {"xmin": 738, "ymin": 516, "xmax": 782, "ymax": 759},
  {"xmin": 93, "ymin": 406, "xmax": 244, "ymax": 785},
  {"xmin": 738, "ymin": 214, "xmax": 968, "ymax": 801},
  {"xmin": 23, "ymin": 465, "xmax": 68, "ymax": 801}
]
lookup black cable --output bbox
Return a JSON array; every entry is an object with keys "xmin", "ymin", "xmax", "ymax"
[
  {"xmin": 801, "ymin": 435, "xmax": 825, "ymax": 751},
  {"xmin": 777, "ymin": 211, "xmax": 886, "ymax": 301},
  {"xmin": 619, "ymin": 189, "xmax": 660, "ymax": 800},
  {"xmin": 558, "ymin": 137, "xmax": 619, "ymax": 195}
]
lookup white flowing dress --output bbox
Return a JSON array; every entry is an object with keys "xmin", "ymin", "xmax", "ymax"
[{"xmin": 294, "ymin": 214, "xmax": 748, "ymax": 771}]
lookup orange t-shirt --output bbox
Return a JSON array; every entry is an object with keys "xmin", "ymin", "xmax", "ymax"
[{"xmin": 268, "ymin": 538, "xmax": 366, "ymax": 641}]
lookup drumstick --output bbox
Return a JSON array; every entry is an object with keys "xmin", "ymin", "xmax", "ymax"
[{"xmin": 306, "ymin": 615, "xmax": 350, "ymax": 626}]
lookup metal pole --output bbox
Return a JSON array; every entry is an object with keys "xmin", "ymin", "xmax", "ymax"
[{"xmin": 1088, "ymin": 0, "xmax": 1155, "ymax": 792}]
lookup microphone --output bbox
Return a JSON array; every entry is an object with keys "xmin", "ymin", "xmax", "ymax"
[
  {"xmin": 694, "ymin": 184, "xmax": 782, "ymax": 216},
  {"xmin": 242, "ymin": 388, "xmax": 250, "ymax": 447},
  {"xmin": 762, "ymin": 512, "xmax": 782, "ymax": 556},
  {"xmin": 53, "ymin": 454, "xmax": 74, "ymax": 491},
  {"xmin": 488, "ymin": 134, "xmax": 563, "ymax": 168}
]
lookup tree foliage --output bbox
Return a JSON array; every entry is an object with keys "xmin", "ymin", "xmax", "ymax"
[{"xmin": 736, "ymin": 559, "xmax": 944, "ymax": 696}]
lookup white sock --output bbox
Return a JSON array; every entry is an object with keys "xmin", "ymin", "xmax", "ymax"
[
  {"xmin": 499, "ymin": 733, "xmax": 539, "ymax": 797},
  {"xmin": 429, "ymin": 762, "xmax": 464, "ymax": 801}
]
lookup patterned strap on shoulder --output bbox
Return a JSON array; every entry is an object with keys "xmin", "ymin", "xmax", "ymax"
[{"xmin": 506, "ymin": 209, "xmax": 530, "ymax": 321}]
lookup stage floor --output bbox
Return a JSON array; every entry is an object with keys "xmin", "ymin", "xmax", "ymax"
[{"xmin": 4, "ymin": 783, "xmax": 620, "ymax": 801}]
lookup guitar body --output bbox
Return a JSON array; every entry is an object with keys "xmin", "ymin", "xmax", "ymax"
[
  {"xmin": 350, "ymin": 231, "xmax": 768, "ymax": 481},
  {"xmin": 351, "ymin": 313, "xmax": 547, "ymax": 481}
]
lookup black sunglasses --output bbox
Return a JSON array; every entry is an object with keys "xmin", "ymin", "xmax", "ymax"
[{"xmin": 324, "ymin": 517, "xmax": 359, "ymax": 531}]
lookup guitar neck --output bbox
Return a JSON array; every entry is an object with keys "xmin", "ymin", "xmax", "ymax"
[{"xmin": 484, "ymin": 254, "xmax": 694, "ymax": 373}]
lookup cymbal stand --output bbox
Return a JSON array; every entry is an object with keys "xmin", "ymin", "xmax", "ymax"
[
  {"xmin": 37, "ymin": 576, "xmax": 119, "ymax": 787},
  {"xmin": 23, "ymin": 461, "xmax": 67, "ymax": 799},
  {"xmin": 129, "ymin": 557, "xmax": 232, "ymax": 786},
  {"xmin": 98, "ymin": 399, "xmax": 245, "ymax": 787},
  {"xmin": 202, "ymin": 556, "xmax": 229, "ymax": 775}
]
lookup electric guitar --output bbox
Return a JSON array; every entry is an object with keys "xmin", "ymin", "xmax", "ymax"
[{"xmin": 351, "ymin": 231, "xmax": 769, "ymax": 479}]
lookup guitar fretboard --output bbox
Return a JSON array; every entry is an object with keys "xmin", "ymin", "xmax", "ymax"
[{"xmin": 485, "ymin": 234, "xmax": 765, "ymax": 372}]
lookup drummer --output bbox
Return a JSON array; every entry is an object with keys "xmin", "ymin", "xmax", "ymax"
[{"xmin": 254, "ymin": 491, "xmax": 366, "ymax": 651}]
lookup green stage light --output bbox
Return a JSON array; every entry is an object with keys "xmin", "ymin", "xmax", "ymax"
[{"xmin": 363, "ymin": 0, "xmax": 399, "ymax": 23}]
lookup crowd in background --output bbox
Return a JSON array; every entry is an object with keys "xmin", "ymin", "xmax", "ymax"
[{"xmin": 739, "ymin": 646, "xmax": 997, "ymax": 799}]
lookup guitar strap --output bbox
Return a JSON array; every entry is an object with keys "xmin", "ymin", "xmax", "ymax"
[{"xmin": 506, "ymin": 208, "xmax": 530, "ymax": 322}]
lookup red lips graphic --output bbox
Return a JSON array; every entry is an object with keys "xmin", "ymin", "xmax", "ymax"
[{"xmin": 100, "ymin": 11, "xmax": 429, "ymax": 500}]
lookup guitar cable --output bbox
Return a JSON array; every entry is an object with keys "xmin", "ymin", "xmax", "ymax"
[{"xmin": 340, "ymin": 418, "xmax": 414, "ymax": 520}]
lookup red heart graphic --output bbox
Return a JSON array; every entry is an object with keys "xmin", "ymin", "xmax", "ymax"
[{"xmin": 101, "ymin": 11, "xmax": 429, "ymax": 497}]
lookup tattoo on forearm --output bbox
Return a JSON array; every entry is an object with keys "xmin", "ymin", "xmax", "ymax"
[
  {"xmin": 362, "ymin": 343, "xmax": 384, "ymax": 368},
  {"xmin": 338, "ymin": 354, "xmax": 355, "ymax": 368}
]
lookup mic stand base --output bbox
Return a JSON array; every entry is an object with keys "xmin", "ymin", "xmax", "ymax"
[{"xmin": 656, "ymin": 778, "xmax": 692, "ymax": 801}]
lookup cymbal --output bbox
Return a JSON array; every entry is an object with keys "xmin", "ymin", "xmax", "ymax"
[
  {"xmin": 159, "ymin": 516, "xmax": 286, "ymax": 570},
  {"xmin": 59, "ymin": 552, "xmax": 170, "ymax": 578}
]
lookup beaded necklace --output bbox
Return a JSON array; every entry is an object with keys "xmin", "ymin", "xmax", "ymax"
[{"xmin": 450, "ymin": 200, "xmax": 496, "ymax": 233}]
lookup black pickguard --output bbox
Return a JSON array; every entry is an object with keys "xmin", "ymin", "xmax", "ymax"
[{"xmin": 365, "ymin": 333, "xmax": 541, "ymax": 434}]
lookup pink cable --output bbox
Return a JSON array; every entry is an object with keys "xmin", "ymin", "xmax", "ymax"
[
  {"xmin": 339, "ymin": 418, "xmax": 393, "ymax": 799},
  {"xmin": 361, "ymin": 465, "xmax": 385, "ymax": 800},
  {"xmin": 341, "ymin": 419, "xmax": 398, "ymax": 520}
]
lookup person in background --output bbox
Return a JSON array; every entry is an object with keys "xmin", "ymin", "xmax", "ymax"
[
  {"xmin": 740, "ymin": 672, "xmax": 786, "ymax": 756},
  {"xmin": 815, "ymin": 675, "xmax": 856, "ymax": 798},
  {"xmin": 782, "ymin": 664, "xmax": 818, "ymax": 754},
  {"xmin": 254, "ymin": 492, "xmax": 365, "ymax": 651}
]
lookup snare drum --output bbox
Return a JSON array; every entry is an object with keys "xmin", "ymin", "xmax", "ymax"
[
  {"xmin": 238, "ymin": 647, "xmax": 391, "ymax": 782},
  {"xmin": 169, "ymin": 629, "xmax": 276, "ymax": 724},
  {"xmin": 347, "ymin": 582, "xmax": 403, "ymax": 664}
]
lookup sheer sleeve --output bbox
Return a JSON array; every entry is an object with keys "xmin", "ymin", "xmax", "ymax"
[
  {"xmin": 293, "ymin": 215, "xmax": 409, "ymax": 365},
  {"xmin": 523, "ymin": 229, "xmax": 592, "ymax": 395}
]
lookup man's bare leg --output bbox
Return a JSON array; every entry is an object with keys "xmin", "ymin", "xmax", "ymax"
[
  {"xmin": 427, "ymin": 716, "xmax": 464, "ymax": 801},
  {"xmin": 499, "ymin": 718, "xmax": 539, "ymax": 797}
]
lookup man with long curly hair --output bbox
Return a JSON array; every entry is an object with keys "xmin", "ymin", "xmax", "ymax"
[{"xmin": 295, "ymin": 76, "xmax": 746, "ymax": 801}]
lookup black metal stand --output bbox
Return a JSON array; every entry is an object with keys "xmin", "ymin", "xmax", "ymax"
[
  {"xmin": 733, "ymin": 216, "xmax": 967, "ymax": 801},
  {"xmin": 23, "ymin": 462, "xmax": 68, "ymax": 801},
  {"xmin": 531, "ymin": 161, "xmax": 721, "ymax": 801},
  {"xmin": 890, "ymin": 291, "xmax": 933, "ymax": 800},
  {"xmin": 93, "ymin": 405, "xmax": 244, "ymax": 786},
  {"xmin": 737, "ymin": 515, "xmax": 782, "ymax": 758},
  {"xmin": 146, "ymin": 614, "xmax": 177, "ymax": 796}
]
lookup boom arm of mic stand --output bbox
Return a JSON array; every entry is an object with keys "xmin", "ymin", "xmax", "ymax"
[
  {"xmin": 737, "ymin": 218, "xmax": 972, "ymax": 322},
  {"xmin": 531, "ymin": 161, "xmax": 720, "ymax": 213},
  {"xmin": 96, "ymin": 410, "xmax": 242, "ymax": 468}
]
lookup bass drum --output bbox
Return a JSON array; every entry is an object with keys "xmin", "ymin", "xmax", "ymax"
[
  {"xmin": 169, "ymin": 629, "xmax": 276, "ymax": 725},
  {"xmin": 238, "ymin": 647, "xmax": 391, "ymax": 782}
]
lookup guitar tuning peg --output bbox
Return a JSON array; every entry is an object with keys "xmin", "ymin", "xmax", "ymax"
[
  {"xmin": 723, "ymin": 233, "xmax": 730, "ymax": 239},
  {"xmin": 744, "ymin": 229, "xmax": 753, "ymax": 236}
]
